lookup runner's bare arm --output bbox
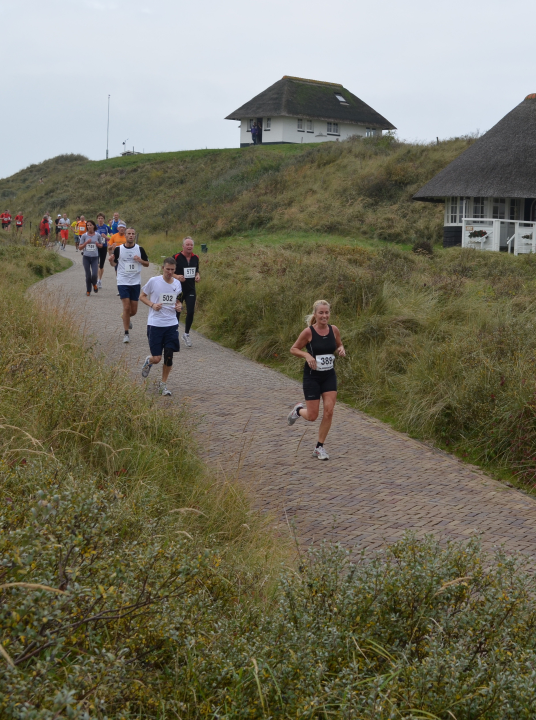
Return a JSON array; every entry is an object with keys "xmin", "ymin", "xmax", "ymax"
[
  {"xmin": 195, "ymin": 273, "xmax": 200, "ymax": 282},
  {"xmin": 332, "ymin": 326, "xmax": 346, "ymax": 357},
  {"xmin": 139, "ymin": 291, "xmax": 162, "ymax": 312},
  {"xmin": 290, "ymin": 328, "xmax": 316, "ymax": 370},
  {"xmin": 133, "ymin": 255, "xmax": 149, "ymax": 267}
]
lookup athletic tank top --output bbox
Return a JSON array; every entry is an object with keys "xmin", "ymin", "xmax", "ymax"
[{"xmin": 304, "ymin": 324, "xmax": 337, "ymax": 375}]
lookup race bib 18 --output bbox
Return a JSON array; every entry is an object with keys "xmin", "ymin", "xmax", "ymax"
[
  {"xmin": 159, "ymin": 293, "xmax": 177, "ymax": 306},
  {"xmin": 124, "ymin": 262, "xmax": 138, "ymax": 273},
  {"xmin": 184, "ymin": 267, "xmax": 196, "ymax": 278},
  {"xmin": 316, "ymin": 354, "xmax": 335, "ymax": 371}
]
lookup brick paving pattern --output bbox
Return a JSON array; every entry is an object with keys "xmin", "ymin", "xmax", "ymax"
[{"xmin": 38, "ymin": 246, "xmax": 536, "ymax": 557}]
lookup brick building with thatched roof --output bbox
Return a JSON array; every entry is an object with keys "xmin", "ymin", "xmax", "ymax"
[
  {"xmin": 226, "ymin": 76, "xmax": 395, "ymax": 147},
  {"xmin": 414, "ymin": 94, "xmax": 536, "ymax": 254}
]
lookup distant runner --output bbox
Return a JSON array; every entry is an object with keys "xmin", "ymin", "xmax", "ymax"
[
  {"xmin": 76, "ymin": 216, "xmax": 87, "ymax": 252},
  {"xmin": 39, "ymin": 215, "xmax": 50, "ymax": 242},
  {"xmin": 72, "ymin": 216, "xmax": 81, "ymax": 250},
  {"xmin": 109, "ymin": 227, "xmax": 149, "ymax": 343},
  {"xmin": 1, "ymin": 210, "xmax": 11, "ymax": 230},
  {"xmin": 287, "ymin": 300, "xmax": 346, "ymax": 460},
  {"xmin": 15, "ymin": 212, "xmax": 23, "ymax": 233},
  {"xmin": 59, "ymin": 213, "xmax": 70, "ymax": 250},
  {"xmin": 108, "ymin": 221, "xmax": 127, "ymax": 295},
  {"xmin": 79, "ymin": 220, "xmax": 104, "ymax": 296},
  {"xmin": 173, "ymin": 236, "xmax": 200, "ymax": 348},
  {"xmin": 110, "ymin": 212, "xmax": 122, "ymax": 234},
  {"xmin": 55, "ymin": 215, "xmax": 62, "ymax": 243},
  {"xmin": 95, "ymin": 212, "xmax": 112, "ymax": 288},
  {"xmin": 139, "ymin": 257, "xmax": 183, "ymax": 396}
]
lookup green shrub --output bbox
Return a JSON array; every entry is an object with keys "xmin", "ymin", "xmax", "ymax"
[{"xmin": 3, "ymin": 471, "xmax": 536, "ymax": 719}]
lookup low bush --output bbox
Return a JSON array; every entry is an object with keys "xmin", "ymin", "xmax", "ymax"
[{"xmin": 3, "ymin": 470, "xmax": 536, "ymax": 718}]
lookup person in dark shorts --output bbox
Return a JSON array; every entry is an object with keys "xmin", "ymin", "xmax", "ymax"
[
  {"xmin": 173, "ymin": 236, "xmax": 200, "ymax": 347},
  {"xmin": 109, "ymin": 227, "xmax": 149, "ymax": 343},
  {"xmin": 55, "ymin": 215, "xmax": 62, "ymax": 242},
  {"xmin": 139, "ymin": 258, "xmax": 183, "ymax": 396},
  {"xmin": 95, "ymin": 212, "xmax": 112, "ymax": 287},
  {"xmin": 1, "ymin": 210, "xmax": 12, "ymax": 230},
  {"xmin": 287, "ymin": 300, "xmax": 346, "ymax": 460}
]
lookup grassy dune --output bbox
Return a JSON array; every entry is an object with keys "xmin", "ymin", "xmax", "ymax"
[
  {"xmin": 193, "ymin": 241, "xmax": 536, "ymax": 487},
  {"xmin": 0, "ymin": 135, "xmax": 472, "ymax": 244}
]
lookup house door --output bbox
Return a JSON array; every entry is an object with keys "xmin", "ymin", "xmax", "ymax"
[{"xmin": 257, "ymin": 117, "xmax": 263, "ymax": 144}]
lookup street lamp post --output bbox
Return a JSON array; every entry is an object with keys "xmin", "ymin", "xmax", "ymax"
[{"xmin": 106, "ymin": 95, "xmax": 110, "ymax": 159}]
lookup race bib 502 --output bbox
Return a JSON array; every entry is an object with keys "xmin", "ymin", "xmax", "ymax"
[{"xmin": 159, "ymin": 293, "xmax": 177, "ymax": 306}]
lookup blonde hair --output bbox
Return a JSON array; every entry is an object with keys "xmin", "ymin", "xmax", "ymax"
[{"xmin": 305, "ymin": 300, "xmax": 331, "ymax": 326}]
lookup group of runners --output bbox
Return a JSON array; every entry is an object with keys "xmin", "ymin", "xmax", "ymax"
[
  {"xmin": 1, "ymin": 211, "xmax": 24, "ymax": 231},
  {"xmin": 9, "ymin": 204, "xmax": 343, "ymax": 458}
]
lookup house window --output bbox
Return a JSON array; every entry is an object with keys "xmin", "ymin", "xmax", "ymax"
[
  {"xmin": 449, "ymin": 197, "xmax": 466, "ymax": 224},
  {"xmin": 297, "ymin": 119, "xmax": 304, "ymax": 131},
  {"xmin": 473, "ymin": 197, "xmax": 485, "ymax": 219},
  {"xmin": 492, "ymin": 198, "xmax": 506, "ymax": 219},
  {"xmin": 335, "ymin": 93, "xmax": 345, "ymax": 102},
  {"xmin": 306, "ymin": 119, "xmax": 313, "ymax": 132},
  {"xmin": 247, "ymin": 119, "xmax": 255, "ymax": 133},
  {"xmin": 366, "ymin": 128, "xmax": 375, "ymax": 137},
  {"xmin": 509, "ymin": 198, "xmax": 521, "ymax": 220},
  {"xmin": 265, "ymin": 118, "xmax": 271, "ymax": 131},
  {"xmin": 327, "ymin": 122, "xmax": 339, "ymax": 135},
  {"xmin": 450, "ymin": 197, "xmax": 458, "ymax": 224}
]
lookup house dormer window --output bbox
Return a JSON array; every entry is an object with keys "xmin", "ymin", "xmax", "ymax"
[
  {"xmin": 334, "ymin": 93, "xmax": 348, "ymax": 105},
  {"xmin": 297, "ymin": 119, "xmax": 304, "ymax": 131},
  {"xmin": 327, "ymin": 122, "xmax": 339, "ymax": 135}
]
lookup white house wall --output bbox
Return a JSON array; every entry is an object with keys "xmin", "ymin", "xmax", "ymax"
[{"xmin": 239, "ymin": 117, "xmax": 376, "ymax": 146}]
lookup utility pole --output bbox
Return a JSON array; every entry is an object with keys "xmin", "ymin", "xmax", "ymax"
[{"xmin": 106, "ymin": 95, "xmax": 110, "ymax": 159}]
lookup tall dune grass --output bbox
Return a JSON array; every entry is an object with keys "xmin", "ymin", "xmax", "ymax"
[{"xmin": 196, "ymin": 242, "xmax": 536, "ymax": 485}]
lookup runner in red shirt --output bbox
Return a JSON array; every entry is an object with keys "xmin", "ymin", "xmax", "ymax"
[
  {"xmin": 39, "ymin": 215, "xmax": 50, "ymax": 240},
  {"xmin": 1, "ymin": 211, "xmax": 12, "ymax": 230},
  {"xmin": 15, "ymin": 212, "xmax": 24, "ymax": 232}
]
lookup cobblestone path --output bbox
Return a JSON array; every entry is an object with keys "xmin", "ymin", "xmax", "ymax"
[{"xmin": 38, "ymin": 246, "xmax": 536, "ymax": 557}]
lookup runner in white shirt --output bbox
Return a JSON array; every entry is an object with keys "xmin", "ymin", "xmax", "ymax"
[
  {"xmin": 139, "ymin": 257, "xmax": 182, "ymax": 396},
  {"xmin": 59, "ymin": 213, "xmax": 70, "ymax": 250},
  {"xmin": 109, "ymin": 227, "xmax": 149, "ymax": 343}
]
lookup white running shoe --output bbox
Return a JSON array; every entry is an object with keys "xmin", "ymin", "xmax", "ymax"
[
  {"xmin": 159, "ymin": 382, "xmax": 172, "ymax": 396},
  {"xmin": 141, "ymin": 356, "xmax": 152, "ymax": 378},
  {"xmin": 312, "ymin": 446, "xmax": 329, "ymax": 460},
  {"xmin": 97, "ymin": 279, "xmax": 102, "ymax": 288},
  {"xmin": 287, "ymin": 402, "xmax": 305, "ymax": 426},
  {"xmin": 123, "ymin": 333, "xmax": 130, "ymax": 343},
  {"xmin": 182, "ymin": 333, "xmax": 192, "ymax": 348}
]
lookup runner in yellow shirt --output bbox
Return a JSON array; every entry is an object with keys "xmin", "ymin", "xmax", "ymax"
[{"xmin": 72, "ymin": 216, "xmax": 81, "ymax": 251}]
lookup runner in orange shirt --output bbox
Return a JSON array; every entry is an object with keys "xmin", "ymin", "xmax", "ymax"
[{"xmin": 76, "ymin": 216, "xmax": 87, "ymax": 252}]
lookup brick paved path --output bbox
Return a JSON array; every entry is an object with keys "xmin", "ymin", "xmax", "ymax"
[{"xmin": 38, "ymin": 246, "xmax": 536, "ymax": 557}]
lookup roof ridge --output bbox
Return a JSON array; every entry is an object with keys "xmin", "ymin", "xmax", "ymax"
[{"xmin": 282, "ymin": 75, "xmax": 343, "ymax": 88}]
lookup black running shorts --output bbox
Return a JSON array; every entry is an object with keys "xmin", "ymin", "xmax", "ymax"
[{"xmin": 302, "ymin": 370, "xmax": 337, "ymax": 401}]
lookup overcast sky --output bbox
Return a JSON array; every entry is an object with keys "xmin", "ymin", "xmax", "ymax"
[{"xmin": 3, "ymin": 0, "xmax": 535, "ymax": 179}]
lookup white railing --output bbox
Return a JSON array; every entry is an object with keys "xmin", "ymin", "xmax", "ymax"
[{"xmin": 462, "ymin": 218, "xmax": 536, "ymax": 255}]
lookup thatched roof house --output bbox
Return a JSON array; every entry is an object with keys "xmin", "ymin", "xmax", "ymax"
[
  {"xmin": 226, "ymin": 76, "xmax": 395, "ymax": 147},
  {"xmin": 414, "ymin": 94, "xmax": 536, "ymax": 253}
]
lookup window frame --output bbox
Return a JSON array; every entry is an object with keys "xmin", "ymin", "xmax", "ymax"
[
  {"xmin": 247, "ymin": 118, "xmax": 255, "ymax": 133},
  {"xmin": 297, "ymin": 118, "xmax": 304, "ymax": 132},
  {"xmin": 327, "ymin": 121, "xmax": 339, "ymax": 136},
  {"xmin": 265, "ymin": 117, "xmax": 271, "ymax": 131},
  {"xmin": 306, "ymin": 119, "xmax": 314, "ymax": 133}
]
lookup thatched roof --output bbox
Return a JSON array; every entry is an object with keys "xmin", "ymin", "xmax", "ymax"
[
  {"xmin": 225, "ymin": 76, "xmax": 396, "ymax": 130},
  {"xmin": 414, "ymin": 94, "xmax": 536, "ymax": 202}
]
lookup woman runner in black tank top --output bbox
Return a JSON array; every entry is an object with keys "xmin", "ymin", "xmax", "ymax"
[{"xmin": 287, "ymin": 300, "xmax": 346, "ymax": 460}]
